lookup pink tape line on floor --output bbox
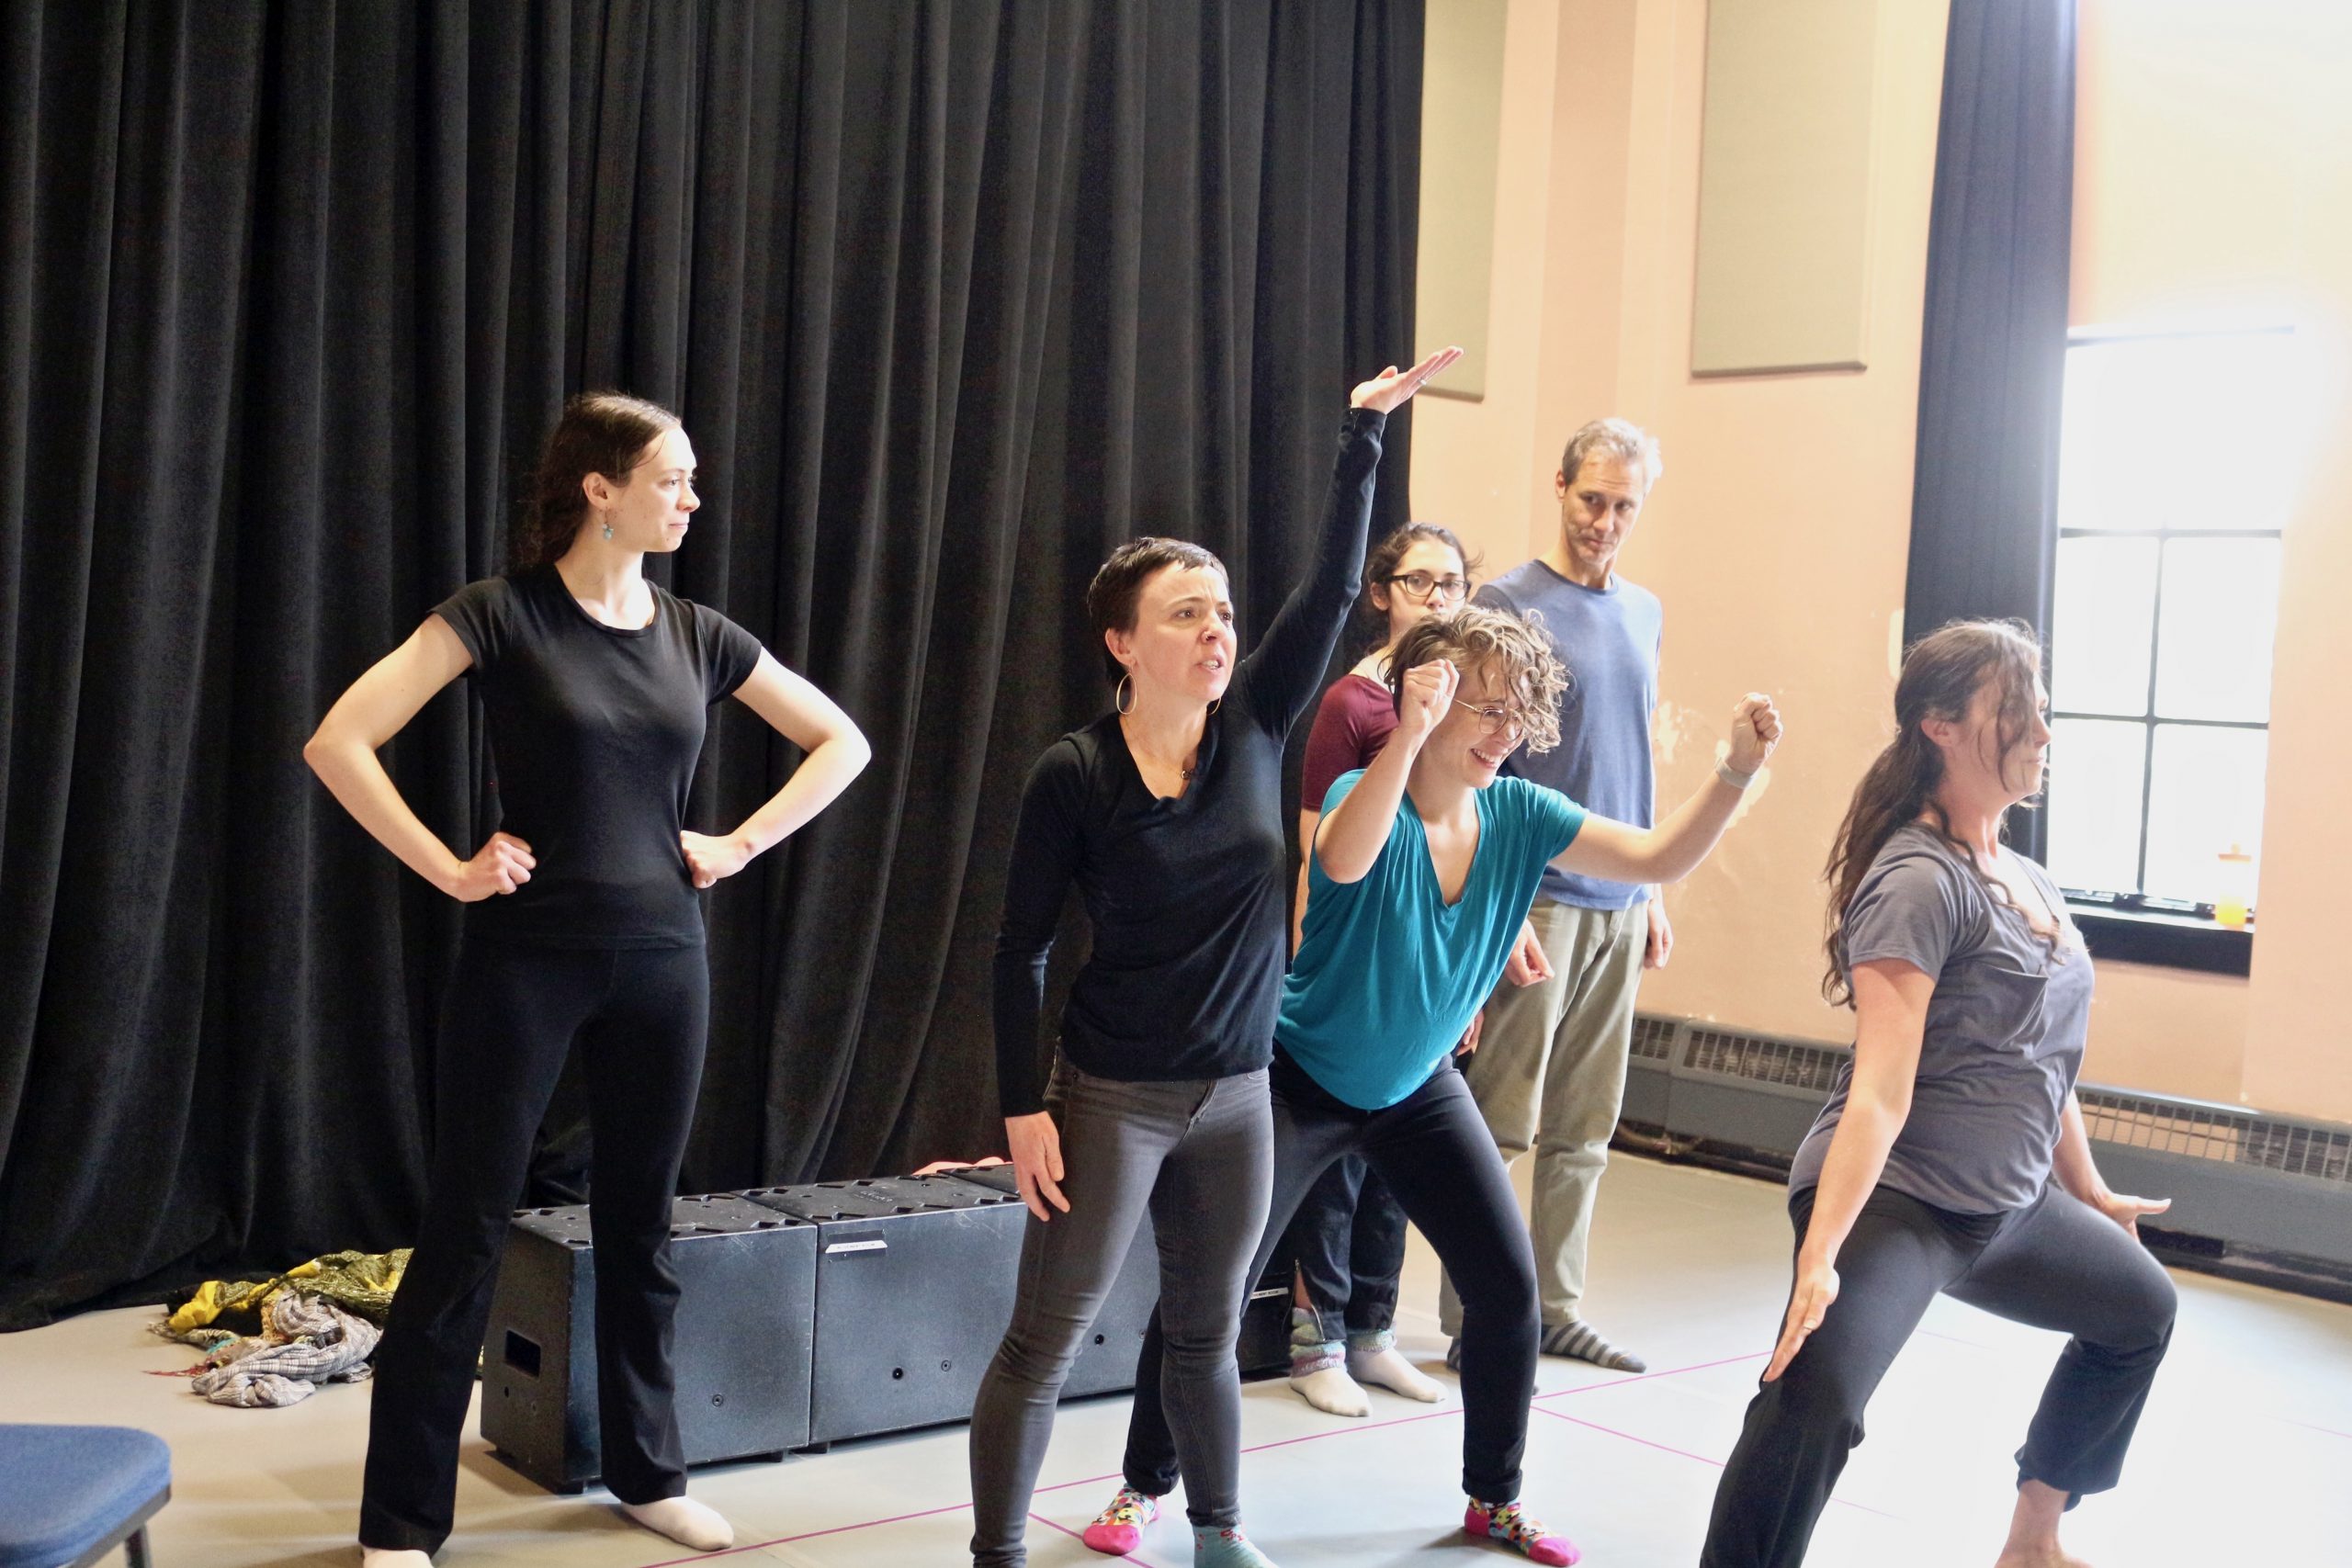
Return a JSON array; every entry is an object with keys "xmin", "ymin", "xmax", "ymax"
[
  {"xmin": 630, "ymin": 1496, "xmax": 1163, "ymax": 1568},
  {"xmin": 1531, "ymin": 1404, "xmax": 1905, "ymax": 1520},
  {"xmin": 631, "ymin": 1348, "xmax": 1832, "ymax": 1565}
]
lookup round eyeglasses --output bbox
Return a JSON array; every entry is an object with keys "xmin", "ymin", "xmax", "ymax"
[{"xmin": 1452, "ymin": 699, "xmax": 1528, "ymax": 733}]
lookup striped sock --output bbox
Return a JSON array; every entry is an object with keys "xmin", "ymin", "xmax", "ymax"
[{"xmin": 1539, "ymin": 1320, "xmax": 1646, "ymax": 1372}]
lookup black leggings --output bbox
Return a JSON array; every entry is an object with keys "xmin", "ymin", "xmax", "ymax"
[
  {"xmin": 360, "ymin": 940, "xmax": 710, "ymax": 1553},
  {"xmin": 1124, "ymin": 1050, "xmax": 1541, "ymax": 1507},
  {"xmin": 1701, "ymin": 1182, "xmax": 2177, "ymax": 1567}
]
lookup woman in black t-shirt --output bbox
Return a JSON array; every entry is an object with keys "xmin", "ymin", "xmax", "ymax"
[
  {"xmin": 305, "ymin": 392, "xmax": 870, "ymax": 1566},
  {"xmin": 968, "ymin": 347, "xmax": 1462, "ymax": 1568}
]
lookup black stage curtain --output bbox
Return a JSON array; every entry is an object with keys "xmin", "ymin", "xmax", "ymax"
[
  {"xmin": 0, "ymin": 0, "xmax": 1422, "ymax": 1329},
  {"xmin": 1903, "ymin": 0, "xmax": 2075, "ymax": 856}
]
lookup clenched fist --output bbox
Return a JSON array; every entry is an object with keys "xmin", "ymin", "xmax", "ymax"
[
  {"xmin": 445, "ymin": 831, "xmax": 536, "ymax": 902},
  {"xmin": 1395, "ymin": 658, "xmax": 1461, "ymax": 752},
  {"xmin": 1724, "ymin": 694, "xmax": 1784, "ymax": 777}
]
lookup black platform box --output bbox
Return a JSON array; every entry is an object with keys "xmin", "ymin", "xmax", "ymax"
[
  {"xmin": 936, "ymin": 1165, "xmax": 1286, "ymax": 1385},
  {"xmin": 740, "ymin": 1175, "xmax": 1029, "ymax": 1445},
  {"xmin": 479, "ymin": 1193, "xmax": 818, "ymax": 1493},
  {"xmin": 939, "ymin": 1164, "xmax": 1159, "ymax": 1396}
]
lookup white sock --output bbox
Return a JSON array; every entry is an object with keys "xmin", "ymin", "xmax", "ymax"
[
  {"xmin": 360, "ymin": 1551, "xmax": 431, "ymax": 1568},
  {"xmin": 1287, "ymin": 1362, "xmax": 1371, "ymax": 1416},
  {"xmin": 619, "ymin": 1495, "xmax": 734, "ymax": 1551},
  {"xmin": 1348, "ymin": 1342, "xmax": 1444, "ymax": 1403}
]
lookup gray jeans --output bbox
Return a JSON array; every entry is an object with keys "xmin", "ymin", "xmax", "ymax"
[{"xmin": 967, "ymin": 1061, "xmax": 1272, "ymax": 1567}]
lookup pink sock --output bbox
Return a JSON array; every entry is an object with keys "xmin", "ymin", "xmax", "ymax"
[{"xmin": 1464, "ymin": 1497, "xmax": 1579, "ymax": 1565}]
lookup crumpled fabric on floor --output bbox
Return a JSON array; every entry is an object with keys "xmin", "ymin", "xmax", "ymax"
[
  {"xmin": 156, "ymin": 1247, "xmax": 410, "ymax": 1345},
  {"xmin": 185, "ymin": 1289, "xmax": 380, "ymax": 1408}
]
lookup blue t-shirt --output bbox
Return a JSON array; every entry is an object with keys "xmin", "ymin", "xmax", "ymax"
[
  {"xmin": 1278, "ymin": 771, "xmax": 1587, "ymax": 1109},
  {"xmin": 1476, "ymin": 560, "xmax": 1662, "ymax": 910}
]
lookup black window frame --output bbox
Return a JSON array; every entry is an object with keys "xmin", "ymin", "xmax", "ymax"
[{"xmin": 2046, "ymin": 326, "xmax": 2289, "ymax": 977}]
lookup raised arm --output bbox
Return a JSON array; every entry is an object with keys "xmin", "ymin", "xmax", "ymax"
[
  {"xmin": 1241, "ymin": 347, "xmax": 1463, "ymax": 732},
  {"xmin": 1552, "ymin": 694, "xmax": 1781, "ymax": 886},
  {"xmin": 1313, "ymin": 659, "xmax": 1455, "ymax": 884},
  {"xmin": 303, "ymin": 616, "xmax": 535, "ymax": 901},
  {"xmin": 680, "ymin": 652, "xmax": 873, "ymax": 887}
]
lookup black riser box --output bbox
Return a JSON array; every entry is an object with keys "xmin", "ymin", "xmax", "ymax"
[
  {"xmin": 479, "ymin": 1193, "xmax": 817, "ymax": 1493},
  {"xmin": 939, "ymin": 1164, "xmax": 1159, "ymax": 1398},
  {"xmin": 944, "ymin": 1165, "xmax": 1288, "ymax": 1388},
  {"xmin": 740, "ymin": 1175, "xmax": 1031, "ymax": 1446}
]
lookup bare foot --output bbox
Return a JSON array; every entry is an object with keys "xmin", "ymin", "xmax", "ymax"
[{"xmin": 1996, "ymin": 1479, "xmax": 2089, "ymax": 1567}]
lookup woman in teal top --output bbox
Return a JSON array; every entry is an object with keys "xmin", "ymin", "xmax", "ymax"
[{"xmin": 1104, "ymin": 605, "xmax": 1783, "ymax": 1566}]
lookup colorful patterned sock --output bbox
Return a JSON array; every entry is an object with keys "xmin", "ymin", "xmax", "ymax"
[
  {"xmin": 1539, "ymin": 1320, "xmax": 1646, "ymax": 1372},
  {"xmin": 1081, "ymin": 1485, "xmax": 1159, "ymax": 1555},
  {"xmin": 1193, "ymin": 1523, "xmax": 1281, "ymax": 1567},
  {"xmin": 1464, "ymin": 1498, "xmax": 1579, "ymax": 1565}
]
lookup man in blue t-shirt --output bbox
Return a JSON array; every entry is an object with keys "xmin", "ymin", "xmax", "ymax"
[{"xmin": 1439, "ymin": 417, "xmax": 1668, "ymax": 1374}]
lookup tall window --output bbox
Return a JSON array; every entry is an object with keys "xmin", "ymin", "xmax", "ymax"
[{"xmin": 2045, "ymin": 329, "xmax": 2296, "ymax": 918}]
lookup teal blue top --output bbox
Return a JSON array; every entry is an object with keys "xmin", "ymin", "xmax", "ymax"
[{"xmin": 1278, "ymin": 770, "xmax": 1587, "ymax": 1109}]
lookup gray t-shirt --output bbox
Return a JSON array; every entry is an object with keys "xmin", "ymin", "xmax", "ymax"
[
  {"xmin": 1476, "ymin": 560, "xmax": 1662, "ymax": 910},
  {"xmin": 1788, "ymin": 825, "xmax": 2092, "ymax": 1215}
]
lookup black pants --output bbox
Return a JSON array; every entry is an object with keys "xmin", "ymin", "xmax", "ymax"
[
  {"xmin": 1700, "ymin": 1182, "xmax": 2177, "ymax": 1568},
  {"xmin": 1276, "ymin": 1152, "xmax": 1408, "ymax": 1338},
  {"xmin": 1124, "ymin": 1050, "xmax": 1540, "ymax": 1507},
  {"xmin": 360, "ymin": 940, "xmax": 710, "ymax": 1553}
]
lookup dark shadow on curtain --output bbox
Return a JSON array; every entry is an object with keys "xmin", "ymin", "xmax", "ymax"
[
  {"xmin": 1903, "ymin": 0, "xmax": 2075, "ymax": 857},
  {"xmin": 0, "ymin": 0, "xmax": 1422, "ymax": 1328}
]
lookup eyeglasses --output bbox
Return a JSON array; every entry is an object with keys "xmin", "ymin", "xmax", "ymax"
[
  {"xmin": 1385, "ymin": 570, "xmax": 1471, "ymax": 603},
  {"xmin": 1452, "ymin": 699, "xmax": 1528, "ymax": 733}
]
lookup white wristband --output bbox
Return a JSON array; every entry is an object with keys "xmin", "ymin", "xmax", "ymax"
[{"xmin": 1715, "ymin": 760, "xmax": 1758, "ymax": 789}]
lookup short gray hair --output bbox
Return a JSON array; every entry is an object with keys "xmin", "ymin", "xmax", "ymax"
[{"xmin": 1559, "ymin": 418, "xmax": 1662, "ymax": 494}]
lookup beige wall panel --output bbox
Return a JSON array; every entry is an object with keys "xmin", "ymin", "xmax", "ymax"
[
  {"xmin": 1416, "ymin": 0, "xmax": 1511, "ymax": 400},
  {"xmin": 1690, "ymin": 0, "xmax": 1878, "ymax": 375}
]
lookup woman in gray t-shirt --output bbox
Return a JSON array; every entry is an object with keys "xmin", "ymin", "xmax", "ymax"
[{"xmin": 1702, "ymin": 620, "xmax": 2177, "ymax": 1568}]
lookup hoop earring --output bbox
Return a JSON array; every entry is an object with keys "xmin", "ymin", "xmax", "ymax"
[
  {"xmin": 1115, "ymin": 673, "xmax": 1135, "ymax": 715},
  {"xmin": 1205, "ymin": 697, "xmax": 1221, "ymax": 717}
]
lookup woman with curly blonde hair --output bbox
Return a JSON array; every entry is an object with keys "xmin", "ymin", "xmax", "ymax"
[{"xmin": 1099, "ymin": 604, "xmax": 1783, "ymax": 1566}]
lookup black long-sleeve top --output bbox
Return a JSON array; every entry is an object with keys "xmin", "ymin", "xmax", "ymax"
[{"xmin": 991, "ymin": 408, "xmax": 1387, "ymax": 1117}]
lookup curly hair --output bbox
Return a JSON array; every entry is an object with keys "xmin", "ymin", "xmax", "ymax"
[
  {"xmin": 1385, "ymin": 604, "xmax": 1571, "ymax": 754},
  {"xmin": 509, "ymin": 391, "xmax": 680, "ymax": 570}
]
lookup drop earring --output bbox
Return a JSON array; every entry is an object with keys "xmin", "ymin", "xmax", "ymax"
[{"xmin": 601, "ymin": 514, "xmax": 616, "ymax": 541}]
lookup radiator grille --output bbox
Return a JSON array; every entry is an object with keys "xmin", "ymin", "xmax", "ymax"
[
  {"xmin": 1680, "ymin": 1027, "xmax": 1848, "ymax": 1094},
  {"xmin": 2071, "ymin": 1091, "xmax": 2351, "ymax": 1187},
  {"xmin": 1630, "ymin": 1015, "xmax": 1678, "ymax": 1062},
  {"xmin": 1641, "ymin": 1012, "xmax": 2352, "ymax": 1192},
  {"xmin": 2076, "ymin": 1093, "xmax": 2245, "ymax": 1162}
]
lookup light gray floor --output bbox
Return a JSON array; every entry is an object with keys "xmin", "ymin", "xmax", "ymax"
[{"xmin": 5, "ymin": 1153, "xmax": 2347, "ymax": 1567}]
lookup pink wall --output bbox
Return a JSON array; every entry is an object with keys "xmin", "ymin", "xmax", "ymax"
[{"xmin": 1409, "ymin": 0, "xmax": 2351, "ymax": 1121}]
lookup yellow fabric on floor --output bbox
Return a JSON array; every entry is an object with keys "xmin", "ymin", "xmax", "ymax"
[{"xmin": 164, "ymin": 1248, "xmax": 411, "ymax": 1339}]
